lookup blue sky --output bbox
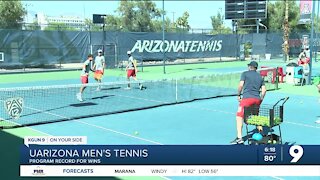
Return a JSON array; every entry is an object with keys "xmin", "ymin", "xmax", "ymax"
[{"xmin": 22, "ymin": 0, "xmax": 229, "ymax": 29}]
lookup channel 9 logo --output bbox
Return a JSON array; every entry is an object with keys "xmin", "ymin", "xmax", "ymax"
[{"xmin": 32, "ymin": 166, "xmax": 45, "ymax": 175}]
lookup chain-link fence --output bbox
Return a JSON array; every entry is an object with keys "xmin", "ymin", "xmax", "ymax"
[{"xmin": 0, "ymin": 24, "xmax": 317, "ymax": 70}]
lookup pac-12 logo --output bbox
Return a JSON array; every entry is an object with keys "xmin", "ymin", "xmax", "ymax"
[
  {"xmin": 32, "ymin": 166, "xmax": 45, "ymax": 175},
  {"xmin": 4, "ymin": 97, "xmax": 23, "ymax": 119}
]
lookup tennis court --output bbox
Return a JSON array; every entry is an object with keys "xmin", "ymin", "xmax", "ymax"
[{"xmin": 1, "ymin": 61, "xmax": 320, "ymax": 180}]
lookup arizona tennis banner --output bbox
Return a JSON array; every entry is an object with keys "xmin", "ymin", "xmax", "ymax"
[{"xmin": 299, "ymin": 0, "xmax": 313, "ymax": 24}]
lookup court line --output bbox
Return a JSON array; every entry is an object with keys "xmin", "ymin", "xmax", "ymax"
[
  {"xmin": 17, "ymin": 96, "xmax": 320, "ymax": 133},
  {"xmin": 24, "ymin": 126, "xmax": 51, "ymax": 136},
  {"xmin": 25, "ymin": 106, "xmax": 69, "ymax": 119},
  {"xmin": 0, "ymin": 99, "xmax": 162, "ymax": 144},
  {"xmin": 116, "ymin": 95, "xmax": 320, "ymax": 130},
  {"xmin": 16, "ymin": 104, "xmax": 164, "ymax": 145},
  {"xmin": 178, "ymin": 104, "xmax": 320, "ymax": 129},
  {"xmin": 0, "ymin": 97, "xmax": 305, "ymax": 180},
  {"xmin": 12, "ymin": 104, "xmax": 167, "ymax": 179},
  {"xmin": 270, "ymin": 176, "xmax": 284, "ymax": 180},
  {"xmin": 74, "ymin": 120, "xmax": 163, "ymax": 145},
  {"xmin": 160, "ymin": 176, "xmax": 171, "ymax": 180},
  {"xmin": 284, "ymin": 121, "xmax": 320, "ymax": 129}
]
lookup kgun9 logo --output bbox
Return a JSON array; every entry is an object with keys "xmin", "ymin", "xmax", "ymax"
[{"xmin": 289, "ymin": 145, "xmax": 304, "ymax": 163}]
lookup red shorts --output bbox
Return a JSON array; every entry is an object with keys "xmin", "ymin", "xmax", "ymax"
[
  {"xmin": 127, "ymin": 69, "xmax": 136, "ymax": 78},
  {"xmin": 298, "ymin": 58, "xmax": 310, "ymax": 65},
  {"xmin": 94, "ymin": 70, "xmax": 103, "ymax": 80},
  {"xmin": 236, "ymin": 98, "xmax": 262, "ymax": 118},
  {"xmin": 81, "ymin": 76, "xmax": 88, "ymax": 84}
]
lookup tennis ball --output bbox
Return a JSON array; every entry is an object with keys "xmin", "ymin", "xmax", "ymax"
[
  {"xmin": 134, "ymin": 131, "xmax": 139, "ymax": 136},
  {"xmin": 273, "ymin": 140, "xmax": 277, "ymax": 144},
  {"xmin": 268, "ymin": 140, "xmax": 272, "ymax": 144}
]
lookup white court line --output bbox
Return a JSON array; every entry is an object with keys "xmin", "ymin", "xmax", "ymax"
[
  {"xmin": 0, "ymin": 99, "xmax": 297, "ymax": 180},
  {"xmin": 191, "ymin": 105, "xmax": 320, "ymax": 129},
  {"xmin": 8, "ymin": 103, "xmax": 168, "ymax": 179},
  {"xmin": 14, "ymin": 104, "xmax": 164, "ymax": 145},
  {"xmin": 116, "ymin": 95, "xmax": 320, "ymax": 130},
  {"xmin": 24, "ymin": 126, "xmax": 51, "ymax": 136},
  {"xmin": 271, "ymin": 176, "xmax": 285, "ymax": 180},
  {"xmin": 160, "ymin": 176, "xmax": 172, "ymax": 180},
  {"xmin": 116, "ymin": 94, "xmax": 171, "ymax": 104},
  {"xmin": 116, "ymin": 94, "xmax": 235, "ymax": 115},
  {"xmin": 74, "ymin": 120, "xmax": 163, "ymax": 145},
  {"xmin": 0, "ymin": 97, "xmax": 162, "ymax": 144},
  {"xmin": 284, "ymin": 121, "xmax": 320, "ymax": 129},
  {"xmin": 25, "ymin": 106, "xmax": 70, "ymax": 119}
]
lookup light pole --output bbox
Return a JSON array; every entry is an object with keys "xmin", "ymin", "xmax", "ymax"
[
  {"xmin": 233, "ymin": 20, "xmax": 239, "ymax": 60},
  {"xmin": 315, "ymin": 1, "xmax": 320, "ymax": 62},
  {"xmin": 162, "ymin": 0, "xmax": 166, "ymax": 74},
  {"xmin": 309, "ymin": 0, "xmax": 316, "ymax": 84},
  {"xmin": 171, "ymin": 11, "xmax": 175, "ymax": 25},
  {"xmin": 283, "ymin": 0, "xmax": 289, "ymax": 62},
  {"xmin": 24, "ymin": 3, "xmax": 33, "ymax": 24}
]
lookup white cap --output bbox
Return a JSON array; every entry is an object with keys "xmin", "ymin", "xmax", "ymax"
[
  {"xmin": 127, "ymin": 50, "xmax": 131, "ymax": 55},
  {"xmin": 98, "ymin": 49, "xmax": 103, "ymax": 53}
]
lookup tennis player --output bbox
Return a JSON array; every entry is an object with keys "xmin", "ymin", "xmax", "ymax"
[
  {"xmin": 77, "ymin": 54, "xmax": 94, "ymax": 102},
  {"xmin": 93, "ymin": 49, "xmax": 105, "ymax": 91},
  {"xmin": 125, "ymin": 50, "xmax": 143, "ymax": 90},
  {"xmin": 230, "ymin": 61, "xmax": 267, "ymax": 144}
]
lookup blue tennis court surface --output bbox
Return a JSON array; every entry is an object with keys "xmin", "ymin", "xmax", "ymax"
[
  {"xmin": 26, "ymin": 91, "xmax": 320, "ymax": 145},
  {"xmin": 2, "ymin": 73, "xmax": 320, "ymax": 180},
  {"xmin": 19, "ymin": 90, "xmax": 320, "ymax": 180}
]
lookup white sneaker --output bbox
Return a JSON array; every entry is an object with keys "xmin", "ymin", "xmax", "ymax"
[
  {"xmin": 124, "ymin": 87, "xmax": 131, "ymax": 90},
  {"xmin": 95, "ymin": 87, "xmax": 101, "ymax": 91},
  {"xmin": 76, "ymin": 93, "xmax": 83, "ymax": 102},
  {"xmin": 315, "ymin": 119, "xmax": 320, "ymax": 124},
  {"xmin": 139, "ymin": 84, "xmax": 143, "ymax": 90}
]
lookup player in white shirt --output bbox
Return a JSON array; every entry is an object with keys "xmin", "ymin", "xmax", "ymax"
[{"xmin": 93, "ymin": 49, "xmax": 105, "ymax": 91}]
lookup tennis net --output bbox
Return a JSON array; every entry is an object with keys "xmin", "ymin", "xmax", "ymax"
[{"xmin": 0, "ymin": 67, "xmax": 278, "ymax": 128}]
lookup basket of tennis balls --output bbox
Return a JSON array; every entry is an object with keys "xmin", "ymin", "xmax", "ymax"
[{"xmin": 246, "ymin": 115, "xmax": 282, "ymax": 127}]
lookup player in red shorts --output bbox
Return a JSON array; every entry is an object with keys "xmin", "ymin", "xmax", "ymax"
[
  {"xmin": 125, "ymin": 50, "xmax": 143, "ymax": 90},
  {"xmin": 93, "ymin": 49, "xmax": 105, "ymax": 91},
  {"xmin": 230, "ymin": 61, "xmax": 267, "ymax": 144},
  {"xmin": 76, "ymin": 54, "xmax": 94, "ymax": 102}
]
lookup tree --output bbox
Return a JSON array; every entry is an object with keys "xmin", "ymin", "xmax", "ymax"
[
  {"xmin": 152, "ymin": 17, "xmax": 174, "ymax": 32},
  {"xmin": 117, "ymin": 0, "xmax": 135, "ymax": 31},
  {"xmin": 175, "ymin": 11, "xmax": 190, "ymax": 31},
  {"xmin": 117, "ymin": 0, "xmax": 161, "ymax": 32},
  {"xmin": 0, "ymin": 0, "xmax": 26, "ymax": 29},
  {"xmin": 261, "ymin": 1, "xmax": 301, "ymax": 32},
  {"xmin": 210, "ymin": 12, "xmax": 232, "ymax": 34},
  {"xmin": 84, "ymin": 18, "xmax": 102, "ymax": 31},
  {"xmin": 104, "ymin": 15, "xmax": 121, "ymax": 30},
  {"xmin": 234, "ymin": 1, "xmax": 303, "ymax": 33}
]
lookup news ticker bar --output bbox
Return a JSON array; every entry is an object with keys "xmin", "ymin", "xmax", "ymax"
[
  {"xmin": 20, "ymin": 165, "xmax": 320, "ymax": 177},
  {"xmin": 21, "ymin": 145, "xmax": 320, "ymax": 165}
]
